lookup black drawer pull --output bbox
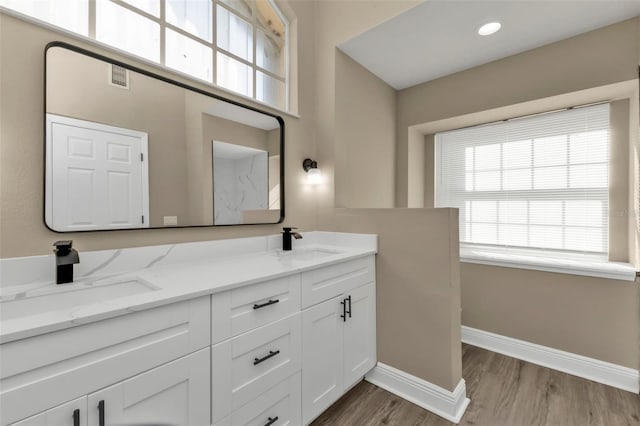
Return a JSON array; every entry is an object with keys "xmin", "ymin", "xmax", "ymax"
[
  {"xmin": 253, "ymin": 299, "xmax": 280, "ymax": 310},
  {"xmin": 346, "ymin": 295, "xmax": 352, "ymax": 318},
  {"xmin": 72, "ymin": 409, "xmax": 80, "ymax": 426},
  {"xmin": 254, "ymin": 350, "xmax": 280, "ymax": 365},
  {"xmin": 97, "ymin": 400, "xmax": 105, "ymax": 426},
  {"xmin": 340, "ymin": 298, "xmax": 347, "ymax": 322},
  {"xmin": 264, "ymin": 416, "xmax": 279, "ymax": 426}
]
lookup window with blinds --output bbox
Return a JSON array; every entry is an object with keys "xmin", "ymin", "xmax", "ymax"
[{"xmin": 435, "ymin": 103, "xmax": 610, "ymax": 257}]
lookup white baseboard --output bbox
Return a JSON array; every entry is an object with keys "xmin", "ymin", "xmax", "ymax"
[
  {"xmin": 462, "ymin": 326, "xmax": 639, "ymax": 394},
  {"xmin": 365, "ymin": 363, "xmax": 470, "ymax": 423}
]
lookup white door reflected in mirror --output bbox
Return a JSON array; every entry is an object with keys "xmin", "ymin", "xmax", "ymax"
[{"xmin": 45, "ymin": 114, "xmax": 150, "ymax": 232}]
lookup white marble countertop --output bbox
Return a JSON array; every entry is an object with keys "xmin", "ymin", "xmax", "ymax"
[{"xmin": 0, "ymin": 232, "xmax": 377, "ymax": 344}]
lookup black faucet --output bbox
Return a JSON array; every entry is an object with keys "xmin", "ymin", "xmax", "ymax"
[
  {"xmin": 282, "ymin": 227, "xmax": 303, "ymax": 251},
  {"xmin": 53, "ymin": 240, "xmax": 80, "ymax": 284}
]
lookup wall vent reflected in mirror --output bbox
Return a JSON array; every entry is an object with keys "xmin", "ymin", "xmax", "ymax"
[
  {"xmin": 45, "ymin": 42, "xmax": 284, "ymax": 232},
  {"xmin": 109, "ymin": 64, "xmax": 129, "ymax": 89}
]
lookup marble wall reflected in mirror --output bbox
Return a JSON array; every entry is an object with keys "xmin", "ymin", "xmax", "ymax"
[
  {"xmin": 212, "ymin": 141, "xmax": 280, "ymax": 225},
  {"xmin": 45, "ymin": 43, "xmax": 283, "ymax": 232}
]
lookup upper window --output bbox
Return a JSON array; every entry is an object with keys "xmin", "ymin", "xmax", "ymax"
[
  {"xmin": 1, "ymin": 0, "xmax": 289, "ymax": 110},
  {"xmin": 436, "ymin": 103, "xmax": 610, "ymax": 258}
]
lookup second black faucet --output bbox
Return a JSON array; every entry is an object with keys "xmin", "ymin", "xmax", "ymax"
[{"xmin": 282, "ymin": 227, "xmax": 302, "ymax": 251}]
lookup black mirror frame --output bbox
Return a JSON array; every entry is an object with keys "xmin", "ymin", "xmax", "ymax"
[{"xmin": 44, "ymin": 41, "xmax": 285, "ymax": 232}]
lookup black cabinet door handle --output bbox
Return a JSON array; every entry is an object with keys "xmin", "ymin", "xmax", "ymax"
[
  {"xmin": 72, "ymin": 409, "xmax": 80, "ymax": 426},
  {"xmin": 254, "ymin": 350, "xmax": 280, "ymax": 365},
  {"xmin": 264, "ymin": 416, "xmax": 279, "ymax": 426},
  {"xmin": 97, "ymin": 400, "xmax": 105, "ymax": 426},
  {"xmin": 340, "ymin": 298, "xmax": 346, "ymax": 322},
  {"xmin": 253, "ymin": 299, "xmax": 279, "ymax": 310},
  {"xmin": 347, "ymin": 295, "xmax": 352, "ymax": 318}
]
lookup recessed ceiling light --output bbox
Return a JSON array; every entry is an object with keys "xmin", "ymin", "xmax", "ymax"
[{"xmin": 478, "ymin": 22, "xmax": 502, "ymax": 36}]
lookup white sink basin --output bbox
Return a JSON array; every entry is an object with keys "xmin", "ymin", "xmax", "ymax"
[
  {"xmin": 275, "ymin": 248, "xmax": 343, "ymax": 261},
  {"xmin": 0, "ymin": 277, "xmax": 158, "ymax": 321}
]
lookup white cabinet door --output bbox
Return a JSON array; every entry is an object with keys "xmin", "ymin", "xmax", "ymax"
[
  {"xmin": 9, "ymin": 397, "xmax": 87, "ymax": 426},
  {"xmin": 87, "ymin": 348, "xmax": 209, "ymax": 426},
  {"xmin": 301, "ymin": 296, "xmax": 344, "ymax": 425},
  {"xmin": 343, "ymin": 283, "xmax": 376, "ymax": 389}
]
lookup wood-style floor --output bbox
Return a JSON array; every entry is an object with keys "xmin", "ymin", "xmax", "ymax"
[{"xmin": 312, "ymin": 344, "xmax": 640, "ymax": 426}]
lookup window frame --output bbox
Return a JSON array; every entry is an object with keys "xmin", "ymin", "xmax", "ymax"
[
  {"xmin": 110, "ymin": 0, "xmax": 289, "ymax": 109},
  {"xmin": 213, "ymin": 0, "xmax": 289, "ymax": 108},
  {"xmin": 0, "ymin": 0, "xmax": 291, "ymax": 111}
]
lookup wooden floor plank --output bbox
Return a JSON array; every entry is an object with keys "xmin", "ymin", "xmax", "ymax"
[{"xmin": 312, "ymin": 344, "xmax": 640, "ymax": 426}]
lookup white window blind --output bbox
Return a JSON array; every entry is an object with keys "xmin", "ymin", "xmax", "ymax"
[{"xmin": 436, "ymin": 103, "xmax": 610, "ymax": 257}]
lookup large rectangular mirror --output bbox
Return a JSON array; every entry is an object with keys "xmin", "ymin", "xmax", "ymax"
[{"xmin": 45, "ymin": 42, "xmax": 283, "ymax": 232}]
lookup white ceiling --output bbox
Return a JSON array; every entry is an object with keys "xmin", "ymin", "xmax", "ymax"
[{"xmin": 339, "ymin": 0, "xmax": 640, "ymax": 90}]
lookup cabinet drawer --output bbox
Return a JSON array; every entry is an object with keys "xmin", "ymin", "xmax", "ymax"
[
  {"xmin": 211, "ymin": 313, "xmax": 301, "ymax": 424},
  {"xmin": 211, "ymin": 274, "xmax": 300, "ymax": 344},
  {"xmin": 301, "ymin": 256, "xmax": 374, "ymax": 308},
  {"xmin": 0, "ymin": 296, "xmax": 209, "ymax": 426},
  {"xmin": 213, "ymin": 372, "xmax": 301, "ymax": 426}
]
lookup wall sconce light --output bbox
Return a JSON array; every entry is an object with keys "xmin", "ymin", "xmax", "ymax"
[{"xmin": 303, "ymin": 158, "xmax": 322, "ymax": 184}]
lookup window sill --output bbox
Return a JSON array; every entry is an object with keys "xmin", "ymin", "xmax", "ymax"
[{"xmin": 460, "ymin": 247, "xmax": 637, "ymax": 282}]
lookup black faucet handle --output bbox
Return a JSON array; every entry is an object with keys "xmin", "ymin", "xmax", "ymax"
[{"xmin": 53, "ymin": 240, "xmax": 74, "ymax": 255}]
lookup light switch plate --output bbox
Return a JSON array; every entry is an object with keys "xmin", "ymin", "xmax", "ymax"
[{"xmin": 163, "ymin": 216, "xmax": 178, "ymax": 226}]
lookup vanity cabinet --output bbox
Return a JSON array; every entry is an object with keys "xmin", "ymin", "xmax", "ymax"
[
  {"xmin": 11, "ymin": 349, "xmax": 209, "ymax": 426},
  {"xmin": 301, "ymin": 259, "xmax": 376, "ymax": 425},
  {"xmin": 2, "ymin": 250, "xmax": 377, "ymax": 426},
  {"xmin": 209, "ymin": 255, "xmax": 376, "ymax": 426},
  {"xmin": 1, "ymin": 297, "xmax": 210, "ymax": 426}
]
